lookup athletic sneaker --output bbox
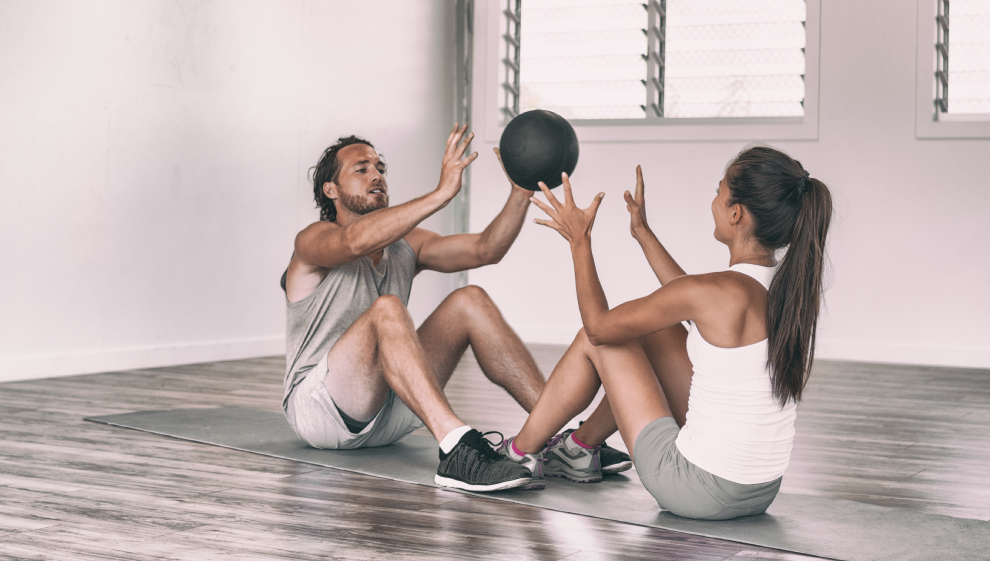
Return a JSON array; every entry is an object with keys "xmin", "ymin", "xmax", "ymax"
[
  {"xmin": 566, "ymin": 427, "xmax": 632, "ymax": 475},
  {"xmin": 544, "ymin": 432, "xmax": 602, "ymax": 483},
  {"xmin": 494, "ymin": 435, "xmax": 546, "ymax": 490},
  {"xmin": 435, "ymin": 429, "xmax": 533, "ymax": 492}
]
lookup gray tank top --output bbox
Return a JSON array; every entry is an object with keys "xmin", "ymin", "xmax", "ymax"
[{"xmin": 283, "ymin": 239, "xmax": 416, "ymax": 410}]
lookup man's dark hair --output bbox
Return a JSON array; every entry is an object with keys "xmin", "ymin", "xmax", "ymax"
[{"xmin": 311, "ymin": 136, "xmax": 375, "ymax": 222}]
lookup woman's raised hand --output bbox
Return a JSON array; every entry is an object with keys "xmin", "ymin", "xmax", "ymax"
[
  {"xmin": 530, "ymin": 172, "xmax": 604, "ymax": 246},
  {"xmin": 624, "ymin": 165, "xmax": 652, "ymax": 241}
]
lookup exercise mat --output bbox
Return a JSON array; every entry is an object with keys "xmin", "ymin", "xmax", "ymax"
[{"xmin": 86, "ymin": 407, "xmax": 989, "ymax": 561}]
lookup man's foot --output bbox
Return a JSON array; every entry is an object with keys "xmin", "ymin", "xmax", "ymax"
[
  {"xmin": 495, "ymin": 435, "xmax": 546, "ymax": 490},
  {"xmin": 568, "ymin": 427, "xmax": 632, "ymax": 475},
  {"xmin": 544, "ymin": 431, "xmax": 602, "ymax": 483},
  {"xmin": 435, "ymin": 429, "xmax": 533, "ymax": 492}
]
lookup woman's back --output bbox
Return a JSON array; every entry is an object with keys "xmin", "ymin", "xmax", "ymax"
[{"xmin": 676, "ymin": 264, "xmax": 798, "ymax": 484}]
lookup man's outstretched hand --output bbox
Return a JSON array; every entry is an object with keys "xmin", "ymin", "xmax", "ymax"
[
  {"xmin": 436, "ymin": 123, "xmax": 478, "ymax": 200},
  {"xmin": 493, "ymin": 147, "xmax": 532, "ymax": 198}
]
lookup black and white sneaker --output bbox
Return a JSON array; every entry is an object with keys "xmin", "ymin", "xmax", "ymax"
[{"xmin": 435, "ymin": 429, "xmax": 533, "ymax": 492}]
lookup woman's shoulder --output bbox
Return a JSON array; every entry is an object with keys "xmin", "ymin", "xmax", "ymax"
[
  {"xmin": 680, "ymin": 271, "xmax": 768, "ymax": 347},
  {"xmin": 671, "ymin": 271, "xmax": 766, "ymax": 318},
  {"xmin": 673, "ymin": 271, "xmax": 758, "ymax": 295}
]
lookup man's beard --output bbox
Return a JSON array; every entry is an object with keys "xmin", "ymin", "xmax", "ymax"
[{"xmin": 338, "ymin": 190, "xmax": 388, "ymax": 215}]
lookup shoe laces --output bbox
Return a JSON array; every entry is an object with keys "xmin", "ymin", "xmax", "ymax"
[
  {"xmin": 552, "ymin": 430, "xmax": 600, "ymax": 454},
  {"xmin": 480, "ymin": 430, "xmax": 505, "ymax": 447},
  {"xmin": 546, "ymin": 433, "xmax": 564, "ymax": 448},
  {"xmin": 466, "ymin": 430, "xmax": 506, "ymax": 462}
]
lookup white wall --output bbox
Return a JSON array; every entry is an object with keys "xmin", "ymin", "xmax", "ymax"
[
  {"xmin": 468, "ymin": 0, "xmax": 990, "ymax": 369},
  {"xmin": 0, "ymin": 0, "xmax": 459, "ymax": 382}
]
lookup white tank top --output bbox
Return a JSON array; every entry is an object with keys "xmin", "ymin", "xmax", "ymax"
[{"xmin": 674, "ymin": 263, "xmax": 797, "ymax": 484}]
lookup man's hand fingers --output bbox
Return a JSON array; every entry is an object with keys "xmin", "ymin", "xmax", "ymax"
[
  {"xmin": 454, "ymin": 131, "xmax": 474, "ymax": 159},
  {"xmin": 459, "ymin": 151, "xmax": 479, "ymax": 168},
  {"xmin": 448, "ymin": 123, "xmax": 468, "ymax": 152}
]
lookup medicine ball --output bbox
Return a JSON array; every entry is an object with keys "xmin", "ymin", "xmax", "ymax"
[{"xmin": 499, "ymin": 109, "xmax": 579, "ymax": 191}]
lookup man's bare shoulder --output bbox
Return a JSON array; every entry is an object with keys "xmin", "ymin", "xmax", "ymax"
[
  {"xmin": 403, "ymin": 227, "xmax": 440, "ymax": 254},
  {"xmin": 298, "ymin": 219, "xmax": 340, "ymax": 238},
  {"xmin": 294, "ymin": 220, "xmax": 340, "ymax": 256}
]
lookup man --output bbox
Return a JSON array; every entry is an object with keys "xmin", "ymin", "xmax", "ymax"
[{"xmin": 281, "ymin": 124, "xmax": 545, "ymax": 492}]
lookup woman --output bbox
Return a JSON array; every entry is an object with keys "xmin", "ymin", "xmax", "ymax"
[{"xmin": 498, "ymin": 146, "xmax": 833, "ymax": 520}]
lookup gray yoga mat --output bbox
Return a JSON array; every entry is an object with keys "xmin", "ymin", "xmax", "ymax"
[{"xmin": 85, "ymin": 407, "xmax": 989, "ymax": 561}]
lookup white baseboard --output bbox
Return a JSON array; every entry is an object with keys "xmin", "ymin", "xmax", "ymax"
[
  {"xmin": 0, "ymin": 336, "xmax": 286, "ymax": 383},
  {"xmin": 815, "ymin": 339, "xmax": 990, "ymax": 370}
]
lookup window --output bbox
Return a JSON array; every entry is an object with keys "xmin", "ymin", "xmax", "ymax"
[
  {"xmin": 934, "ymin": 0, "xmax": 990, "ymax": 116},
  {"xmin": 480, "ymin": 0, "xmax": 821, "ymax": 142},
  {"xmin": 916, "ymin": 0, "xmax": 990, "ymax": 138},
  {"xmin": 502, "ymin": 0, "xmax": 807, "ymax": 122}
]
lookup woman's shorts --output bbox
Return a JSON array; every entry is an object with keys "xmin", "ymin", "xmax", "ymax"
[
  {"xmin": 284, "ymin": 353, "xmax": 424, "ymax": 450},
  {"xmin": 634, "ymin": 417, "xmax": 781, "ymax": 520}
]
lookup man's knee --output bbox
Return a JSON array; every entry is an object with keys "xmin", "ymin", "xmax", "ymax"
[
  {"xmin": 447, "ymin": 285, "xmax": 495, "ymax": 313},
  {"xmin": 369, "ymin": 294, "xmax": 411, "ymax": 324}
]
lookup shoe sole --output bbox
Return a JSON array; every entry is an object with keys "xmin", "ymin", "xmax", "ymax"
[
  {"xmin": 602, "ymin": 461, "xmax": 633, "ymax": 474},
  {"xmin": 545, "ymin": 472, "xmax": 602, "ymax": 483},
  {"xmin": 434, "ymin": 474, "xmax": 532, "ymax": 492},
  {"xmin": 545, "ymin": 458, "xmax": 602, "ymax": 483}
]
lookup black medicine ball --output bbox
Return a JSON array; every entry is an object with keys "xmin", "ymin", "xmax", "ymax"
[{"xmin": 499, "ymin": 109, "xmax": 579, "ymax": 191}]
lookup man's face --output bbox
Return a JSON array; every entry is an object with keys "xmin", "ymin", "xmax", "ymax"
[{"xmin": 325, "ymin": 144, "xmax": 389, "ymax": 216}]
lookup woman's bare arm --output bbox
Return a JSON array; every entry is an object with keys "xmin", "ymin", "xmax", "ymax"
[{"xmin": 625, "ymin": 165, "xmax": 686, "ymax": 285}]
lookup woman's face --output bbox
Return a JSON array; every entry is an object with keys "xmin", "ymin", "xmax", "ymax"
[{"xmin": 711, "ymin": 175, "xmax": 732, "ymax": 243}]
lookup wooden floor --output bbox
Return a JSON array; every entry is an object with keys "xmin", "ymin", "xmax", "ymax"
[{"xmin": 0, "ymin": 347, "xmax": 987, "ymax": 560}]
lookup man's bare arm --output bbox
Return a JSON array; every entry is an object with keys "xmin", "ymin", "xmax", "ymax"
[
  {"xmin": 295, "ymin": 125, "xmax": 477, "ymax": 270},
  {"xmin": 409, "ymin": 148, "xmax": 531, "ymax": 273}
]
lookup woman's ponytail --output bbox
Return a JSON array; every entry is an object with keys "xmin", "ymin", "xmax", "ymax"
[
  {"xmin": 766, "ymin": 177, "xmax": 832, "ymax": 405},
  {"xmin": 725, "ymin": 147, "xmax": 833, "ymax": 406}
]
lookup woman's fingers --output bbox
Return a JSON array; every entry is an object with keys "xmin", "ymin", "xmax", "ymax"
[
  {"xmin": 635, "ymin": 165, "xmax": 645, "ymax": 204},
  {"xmin": 561, "ymin": 172, "xmax": 575, "ymax": 207},
  {"xmin": 537, "ymin": 182, "xmax": 564, "ymax": 211},
  {"xmin": 529, "ymin": 194, "xmax": 558, "ymax": 218},
  {"xmin": 532, "ymin": 217, "xmax": 563, "ymax": 233},
  {"xmin": 587, "ymin": 192, "xmax": 605, "ymax": 219}
]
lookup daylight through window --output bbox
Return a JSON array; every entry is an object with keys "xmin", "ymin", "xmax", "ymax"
[{"xmin": 507, "ymin": 0, "xmax": 808, "ymax": 121}]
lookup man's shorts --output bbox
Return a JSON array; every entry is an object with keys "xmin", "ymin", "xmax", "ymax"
[
  {"xmin": 634, "ymin": 417, "xmax": 781, "ymax": 520},
  {"xmin": 284, "ymin": 352, "xmax": 424, "ymax": 449}
]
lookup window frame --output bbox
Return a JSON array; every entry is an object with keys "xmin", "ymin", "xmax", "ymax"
[
  {"xmin": 474, "ymin": 0, "xmax": 822, "ymax": 144},
  {"xmin": 915, "ymin": 0, "xmax": 990, "ymax": 139}
]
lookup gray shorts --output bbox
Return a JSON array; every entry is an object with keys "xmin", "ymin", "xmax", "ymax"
[
  {"xmin": 634, "ymin": 417, "xmax": 781, "ymax": 520},
  {"xmin": 284, "ymin": 353, "xmax": 424, "ymax": 449}
]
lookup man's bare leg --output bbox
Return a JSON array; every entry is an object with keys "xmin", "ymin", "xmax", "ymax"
[
  {"xmin": 322, "ymin": 294, "xmax": 465, "ymax": 442},
  {"xmin": 417, "ymin": 285, "xmax": 546, "ymax": 412}
]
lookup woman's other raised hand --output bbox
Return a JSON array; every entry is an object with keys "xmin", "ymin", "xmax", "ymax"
[
  {"xmin": 624, "ymin": 165, "xmax": 653, "ymax": 241},
  {"xmin": 529, "ymin": 172, "xmax": 604, "ymax": 247}
]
